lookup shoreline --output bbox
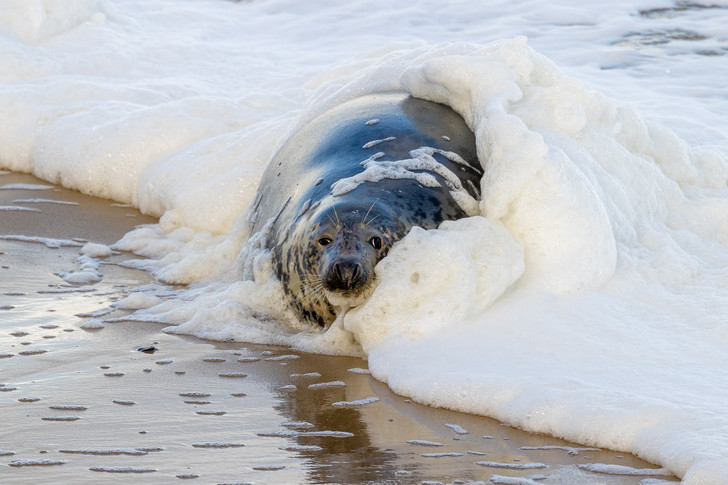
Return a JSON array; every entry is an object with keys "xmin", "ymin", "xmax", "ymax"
[{"xmin": 0, "ymin": 171, "xmax": 678, "ymax": 484}]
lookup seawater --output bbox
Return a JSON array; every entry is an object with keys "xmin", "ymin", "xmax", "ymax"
[{"xmin": 1, "ymin": 1, "xmax": 727, "ymax": 482}]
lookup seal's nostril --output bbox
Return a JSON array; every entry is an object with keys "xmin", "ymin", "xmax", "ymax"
[{"xmin": 327, "ymin": 260, "xmax": 366, "ymax": 290}]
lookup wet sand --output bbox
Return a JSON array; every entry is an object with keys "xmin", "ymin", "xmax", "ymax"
[{"xmin": 0, "ymin": 171, "xmax": 678, "ymax": 484}]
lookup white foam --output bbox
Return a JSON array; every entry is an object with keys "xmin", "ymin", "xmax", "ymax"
[
  {"xmin": 308, "ymin": 381, "xmax": 346, "ymax": 389},
  {"xmin": 330, "ymin": 146, "xmax": 480, "ymax": 216},
  {"xmin": 406, "ymin": 440, "xmax": 444, "ymax": 447},
  {"xmin": 347, "ymin": 367, "xmax": 370, "ymax": 375},
  {"xmin": 578, "ymin": 464, "xmax": 673, "ymax": 477},
  {"xmin": 362, "ymin": 136, "xmax": 396, "ymax": 149},
  {"xmin": 59, "ymin": 448, "xmax": 147, "ymax": 455},
  {"xmin": 299, "ymin": 430, "xmax": 354, "ymax": 438},
  {"xmin": 476, "ymin": 461, "xmax": 548, "ymax": 470},
  {"xmin": 281, "ymin": 445, "xmax": 322, "ymax": 452},
  {"xmin": 330, "ymin": 150, "xmax": 441, "ymax": 195},
  {"xmin": 2, "ymin": 1, "xmax": 728, "ymax": 482},
  {"xmin": 114, "ymin": 292, "xmax": 162, "ymax": 310},
  {"xmin": 80, "ymin": 242, "xmax": 115, "ymax": 257},
  {"xmin": 489, "ymin": 475, "xmax": 544, "ymax": 485},
  {"xmin": 521, "ymin": 445, "xmax": 599, "ymax": 456},
  {"xmin": 11, "ymin": 198, "xmax": 78, "ymax": 205},
  {"xmin": 331, "ymin": 397, "xmax": 379, "ymax": 408},
  {"xmin": 0, "ymin": 205, "xmax": 40, "ymax": 212},
  {"xmin": 191, "ymin": 442, "xmax": 245, "ymax": 448},
  {"xmin": 344, "ymin": 217, "xmax": 524, "ymax": 353},
  {"xmin": 59, "ymin": 254, "xmax": 102, "ymax": 284},
  {"xmin": 80, "ymin": 319, "xmax": 105, "ymax": 330},
  {"xmin": 89, "ymin": 466, "xmax": 156, "ymax": 474},
  {"xmin": 259, "ymin": 429, "xmax": 354, "ymax": 438},
  {"xmin": 0, "ymin": 184, "xmax": 53, "ymax": 190},
  {"xmin": 264, "ymin": 354, "xmax": 300, "ymax": 361},
  {"xmin": 444, "ymin": 423, "xmax": 468, "ymax": 435},
  {"xmin": 281, "ymin": 421, "xmax": 314, "ymax": 429},
  {"xmin": 8, "ymin": 459, "xmax": 66, "ymax": 467},
  {"xmin": 0, "ymin": 235, "xmax": 83, "ymax": 248}
]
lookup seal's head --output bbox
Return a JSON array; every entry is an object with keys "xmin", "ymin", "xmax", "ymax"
[
  {"xmin": 311, "ymin": 201, "xmax": 399, "ymax": 309},
  {"xmin": 281, "ymin": 199, "xmax": 404, "ymax": 326}
]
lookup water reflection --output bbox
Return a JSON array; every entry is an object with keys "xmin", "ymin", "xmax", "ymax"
[
  {"xmin": 257, "ymin": 347, "xmax": 676, "ymax": 485},
  {"xmin": 270, "ymin": 364, "xmax": 402, "ymax": 483}
]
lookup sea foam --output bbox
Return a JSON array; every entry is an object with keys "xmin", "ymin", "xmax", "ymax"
[{"xmin": 1, "ymin": 1, "xmax": 728, "ymax": 483}]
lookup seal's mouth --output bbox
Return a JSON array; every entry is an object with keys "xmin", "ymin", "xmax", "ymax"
[{"xmin": 324, "ymin": 279, "xmax": 377, "ymax": 310}]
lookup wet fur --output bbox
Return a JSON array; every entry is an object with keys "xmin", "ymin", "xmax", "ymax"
[{"xmin": 250, "ymin": 92, "xmax": 481, "ymax": 327}]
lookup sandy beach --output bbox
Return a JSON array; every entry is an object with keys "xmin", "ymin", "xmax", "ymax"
[{"xmin": 1, "ymin": 171, "xmax": 678, "ymax": 484}]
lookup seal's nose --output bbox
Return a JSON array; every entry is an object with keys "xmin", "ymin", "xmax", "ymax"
[{"xmin": 327, "ymin": 259, "xmax": 367, "ymax": 291}]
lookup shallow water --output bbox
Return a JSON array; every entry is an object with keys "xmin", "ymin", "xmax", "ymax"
[{"xmin": 0, "ymin": 173, "xmax": 674, "ymax": 484}]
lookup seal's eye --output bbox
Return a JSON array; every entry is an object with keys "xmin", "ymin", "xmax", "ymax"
[
  {"xmin": 318, "ymin": 236, "xmax": 332, "ymax": 247},
  {"xmin": 369, "ymin": 236, "xmax": 382, "ymax": 250}
]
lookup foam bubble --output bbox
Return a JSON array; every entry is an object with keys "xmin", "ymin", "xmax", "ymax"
[
  {"xmin": 80, "ymin": 242, "xmax": 115, "ymax": 257},
  {"xmin": 331, "ymin": 397, "xmax": 379, "ymax": 408},
  {"xmin": 9, "ymin": 459, "xmax": 66, "ymax": 467}
]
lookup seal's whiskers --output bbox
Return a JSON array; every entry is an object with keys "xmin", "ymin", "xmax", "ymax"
[
  {"xmin": 362, "ymin": 199, "xmax": 379, "ymax": 226},
  {"xmin": 333, "ymin": 205, "xmax": 340, "ymax": 225},
  {"xmin": 300, "ymin": 277, "xmax": 326, "ymax": 307},
  {"xmin": 362, "ymin": 214, "xmax": 380, "ymax": 228}
]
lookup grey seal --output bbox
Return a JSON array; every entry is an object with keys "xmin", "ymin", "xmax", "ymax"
[{"xmin": 248, "ymin": 92, "xmax": 482, "ymax": 327}]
